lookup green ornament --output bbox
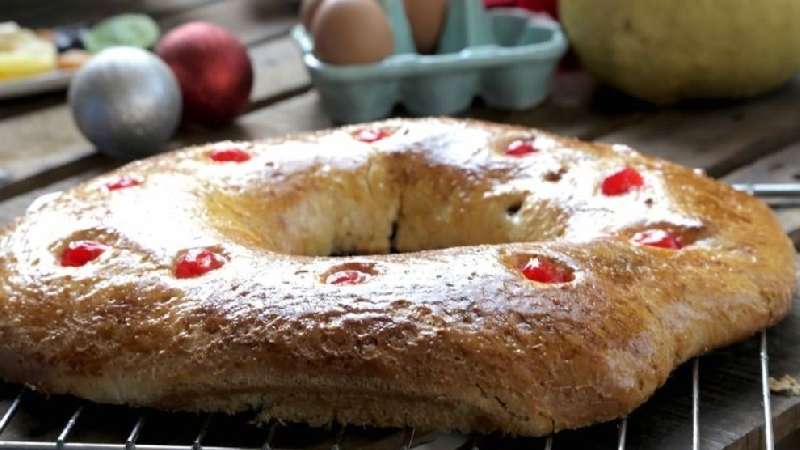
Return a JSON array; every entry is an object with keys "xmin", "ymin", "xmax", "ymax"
[{"xmin": 82, "ymin": 14, "xmax": 160, "ymax": 53}]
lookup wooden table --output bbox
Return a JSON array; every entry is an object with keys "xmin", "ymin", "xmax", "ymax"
[{"xmin": 2, "ymin": 2, "xmax": 800, "ymax": 449}]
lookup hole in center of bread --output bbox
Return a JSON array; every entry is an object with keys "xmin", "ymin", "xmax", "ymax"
[{"xmin": 202, "ymin": 159, "xmax": 567, "ymax": 256}]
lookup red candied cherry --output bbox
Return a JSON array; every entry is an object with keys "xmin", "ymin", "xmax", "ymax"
[
  {"xmin": 105, "ymin": 175, "xmax": 142, "ymax": 191},
  {"xmin": 521, "ymin": 257, "xmax": 574, "ymax": 283},
  {"xmin": 632, "ymin": 229, "xmax": 683, "ymax": 250},
  {"xmin": 210, "ymin": 147, "xmax": 251, "ymax": 162},
  {"xmin": 601, "ymin": 167, "xmax": 644, "ymax": 196},
  {"xmin": 353, "ymin": 128, "xmax": 392, "ymax": 143},
  {"xmin": 175, "ymin": 248, "xmax": 226, "ymax": 279},
  {"xmin": 326, "ymin": 270, "xmax": 367, "ymax": 285},
  {"xmin": 61, "ymin": 241, "xmax": 107, "ymax": 267},
  {"xmin": 504, "ymin": 139, "xmax": 538, "ymax": 157}
]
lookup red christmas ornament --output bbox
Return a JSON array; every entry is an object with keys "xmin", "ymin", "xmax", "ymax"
[{"xmin": 156, "ymin": 22, "xmax": 253, "ymax": 127}]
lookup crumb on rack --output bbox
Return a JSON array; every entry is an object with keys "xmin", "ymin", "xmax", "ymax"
[{"xmin": 769, "ymin": 374, "xmax": 800, "ymax": 395}]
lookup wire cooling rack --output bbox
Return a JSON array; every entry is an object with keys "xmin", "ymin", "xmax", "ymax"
[{"xmin": 0, "ymin": 183, "xmax": 798, "ymax": 450}]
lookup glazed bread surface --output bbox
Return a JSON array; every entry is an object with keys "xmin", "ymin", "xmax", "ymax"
[{"xmin": 0, "ymin": 118, "xmax": 795, "ymax": 436}]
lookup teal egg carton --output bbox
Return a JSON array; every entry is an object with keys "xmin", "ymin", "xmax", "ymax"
[{"xmin": 292, "ymin": 0, "xmax": 567, "ymax": 124}]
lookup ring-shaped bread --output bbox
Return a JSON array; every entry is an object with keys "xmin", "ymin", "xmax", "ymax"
[{"xmin": 0, "ymin": 118, "xmax": 795, "ymax": 435}]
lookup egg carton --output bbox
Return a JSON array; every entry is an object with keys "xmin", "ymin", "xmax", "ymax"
[{"xmin": 292, "ymin": 0, "xmax": 567, "ymax": 124}]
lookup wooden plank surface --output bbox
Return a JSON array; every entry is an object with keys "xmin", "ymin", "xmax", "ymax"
[
  {"xmin": 226, "ymin": 74, "xmax": 641, "ymax": 142},
  {"xmin": 726, "ymin": 144, "xmax": 800, "ymax": 240},
  {"xmin": 156, "ymin": 0, "xmax": 297, "ymax": 46},
  {"xmin": 0, "ymin": 105, "xmax": 88, "ymax": 184},
  {"xmin": 596, "ymin": 76, "xmax": 800, "ymax": 177},
  {"xmin": 1, "ymin": 0, "xmax": 222, "ymax": 28},
  {"xmin": 468, "ymin": 71, "xmax": 649, "ymax": 139}
]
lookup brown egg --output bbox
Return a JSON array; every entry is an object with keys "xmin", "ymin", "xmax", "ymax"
[
  {"xmin": 300, "ymin": 0, "xmax": 325, "ymax": 30},
  {"xmin": 403, "ymin": 0, "xmax": 448, "ymax": 54},
  {"xmin": 312, "ymin": 0, "xmax": 394, "ymax": 65}
]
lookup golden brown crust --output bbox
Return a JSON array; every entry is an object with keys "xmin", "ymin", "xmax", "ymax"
[{"xmin": 0, "ymin": 118, "xmax": 795, "ymax": 435}]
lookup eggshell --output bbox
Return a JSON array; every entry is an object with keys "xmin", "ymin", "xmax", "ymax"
[
  {"xmin": 403, "ymin": 0, "xmax": 448, "ymax": 54},
  {"xmin": 300, "ymin": 0, "xmax": 325, "ymax": 30},
  {"xmin": 312, "ymin": 0, "xmax": 394, "ymax": 65}
]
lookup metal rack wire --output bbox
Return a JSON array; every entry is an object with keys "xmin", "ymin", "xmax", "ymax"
[{"xmin": 0, "ymin": 183, "xmax": 798, "ymax": 450}]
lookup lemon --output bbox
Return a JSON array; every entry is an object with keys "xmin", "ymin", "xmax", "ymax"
[{"xmin": 559, "ymin": 0, "xmax": 800, "ymax": 104}]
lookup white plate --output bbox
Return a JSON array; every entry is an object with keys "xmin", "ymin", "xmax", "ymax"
[{"xmin": 0, "ymin": 70, "xmax": 74, "ymax": 100}]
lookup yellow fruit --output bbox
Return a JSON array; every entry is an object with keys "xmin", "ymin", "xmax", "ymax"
[
  {"xmin": 559, "ymin": 0, "xmax": 800, "ymax": 104},
  {"xmin": 0, "ymin": 22, "xmax": 56, "ymax": 80}
]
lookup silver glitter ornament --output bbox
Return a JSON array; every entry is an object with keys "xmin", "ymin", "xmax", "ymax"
[{"xmin": 69, "ymin": 47, "xmax": 182, "ymax": 160}]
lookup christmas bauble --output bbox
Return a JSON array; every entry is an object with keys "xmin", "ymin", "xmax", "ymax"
[
  {"xmin": 68, "ymin": 47, "xmax": 181, "ymax": 160},
  {"xmin": 156, "ymin": 22, "xmax": 253, "ymax": 127}
]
